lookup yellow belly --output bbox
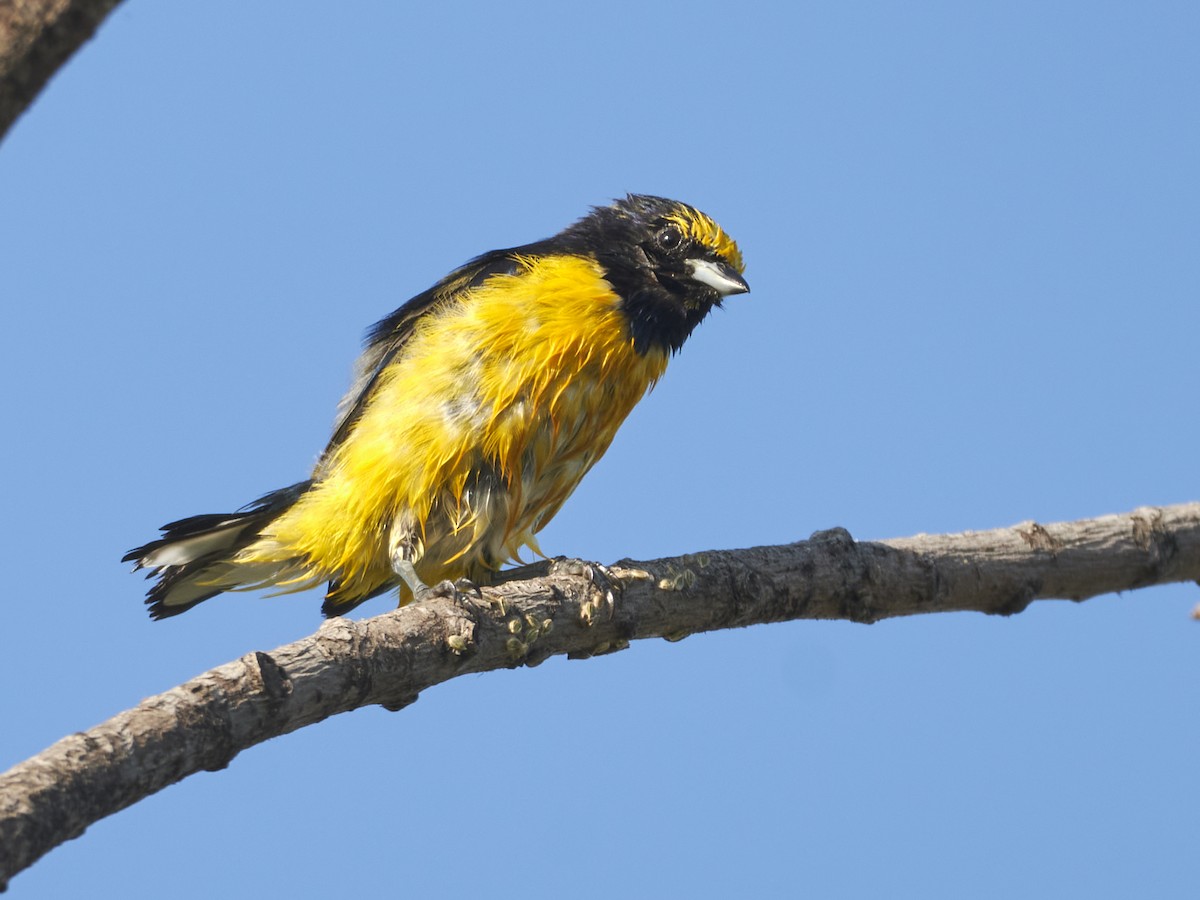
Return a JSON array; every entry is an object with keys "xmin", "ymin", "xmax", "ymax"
[{"xmin": 237, "ymin": 254, "xmax": 668, "ymax": 604}]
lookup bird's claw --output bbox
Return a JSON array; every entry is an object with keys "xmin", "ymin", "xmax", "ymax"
[
  {"xmin": 414, "ymin": 577, "xmax": 481, "ymax": 607},
  {"xmin": 549, "ymin": 557, "xmax": 620, "ymax": 622}
]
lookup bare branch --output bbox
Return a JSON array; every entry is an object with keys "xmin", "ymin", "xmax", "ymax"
[
  {"xmin": 0, "ymin": 0, "xmax": 123, "ymax": 143},
  {"xmin": 2, "ymin": 502, "xmax": 1198, "ymax": 887}
]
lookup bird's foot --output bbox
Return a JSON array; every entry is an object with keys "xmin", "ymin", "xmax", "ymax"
[
  {"xmin": 544, "ymin": 557, "xmax": 619, "ymax": 625},
  {"xmin": 411, "ymin": 576, "xmax": 481, "ymax": 605},
  {"xmin": 393, "ymin": 557, "xmax": 483, "ymax": 609}
]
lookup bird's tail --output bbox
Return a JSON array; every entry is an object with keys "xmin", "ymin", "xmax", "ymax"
[{"xmin": 124, "ymin": 480, "xmax": 314, "ymax": 620}]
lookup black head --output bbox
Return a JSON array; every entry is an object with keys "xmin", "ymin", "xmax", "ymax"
[{"xmin": 559, "ymin": 194, "xmax": 749, "ymax": 354}]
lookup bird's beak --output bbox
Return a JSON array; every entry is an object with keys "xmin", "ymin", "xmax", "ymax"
[{"xmin": 686, "ymin": 258, "xmax": 750, "ymax": 297}]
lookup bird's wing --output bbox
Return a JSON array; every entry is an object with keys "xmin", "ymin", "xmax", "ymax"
[{"xmin": 317, "ymin": 249, "xmax": 527, "ymax": 467}]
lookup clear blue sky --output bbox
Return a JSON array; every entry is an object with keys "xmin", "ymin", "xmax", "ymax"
[{"xmin": 2, "ymin": 2, "xmax": 1197, "ymax": 896}]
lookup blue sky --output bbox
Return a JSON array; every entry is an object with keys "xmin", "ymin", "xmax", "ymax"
[{"xmin": 2, "ymin": 2, "xmax": 1198, "ymax": 896}]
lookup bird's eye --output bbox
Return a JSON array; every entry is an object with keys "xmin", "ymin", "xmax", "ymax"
[{"xmin": 656, "ymin": 225, "xmax": 683, "ymax": 251}]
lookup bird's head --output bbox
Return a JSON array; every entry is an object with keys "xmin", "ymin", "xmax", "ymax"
[{"xmin": 564, "ymin": 194, "xmax": 749, "ymax": 354}]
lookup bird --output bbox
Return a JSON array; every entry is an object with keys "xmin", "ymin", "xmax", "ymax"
[{"xmin": 125, "ymin": 194, "xmax": 748, "ymax": 619}]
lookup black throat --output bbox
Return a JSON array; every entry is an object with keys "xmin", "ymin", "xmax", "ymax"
[
  {"xmin": 604, "ymin": 261, "xmax": 715, "ymax": 355},
  {"xmin": 555, "ymin": 211, "xmax": 718, "ymax": 356}
]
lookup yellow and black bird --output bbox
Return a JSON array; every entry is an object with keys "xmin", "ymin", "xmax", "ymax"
[{"xmin": 126, "ymin": 194, "xmax": 748, "ymax": 619}]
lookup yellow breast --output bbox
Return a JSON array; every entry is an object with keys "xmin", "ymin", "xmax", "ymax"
[{"xmin": 240, "ymin": 254, "xmax": 669, "ymax": 601}]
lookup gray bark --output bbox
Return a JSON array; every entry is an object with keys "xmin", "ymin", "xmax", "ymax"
[
  {"xmin": 0, "ymin": 0, "xmax": 123, "ymax": 143},
  {"xmin": 2, "ymin": 503, "xmax": 1198, "ymax": 889}
]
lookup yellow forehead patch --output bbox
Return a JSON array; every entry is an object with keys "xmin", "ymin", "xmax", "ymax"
[{"xmin": 666, "ymin": 206, "xmax": 745, "ymax": 274}]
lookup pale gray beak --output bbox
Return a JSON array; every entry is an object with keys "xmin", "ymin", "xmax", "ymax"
[{"xmin": 686, "ymin": 258, "xmax": 750, "ymax": 296}]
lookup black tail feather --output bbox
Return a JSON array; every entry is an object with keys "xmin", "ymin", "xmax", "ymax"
[{"xmin": 126, "ymin": 480, "xmax": 314, "ymax": 619}]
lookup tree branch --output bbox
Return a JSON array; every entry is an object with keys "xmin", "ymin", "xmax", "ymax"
[
  {"xmin": 2, "ymin": 502, "xmax": 1198, "ymax": 887},
  {"xmin": 0, "ymin": 0, "xmax": 123, "ymax": 143}
]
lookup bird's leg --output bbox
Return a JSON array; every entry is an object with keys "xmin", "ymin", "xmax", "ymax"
[
  {"xmin": 390, "ymin": 556, "xmax": 452, "ymax": 601},
  {"xmin": 388, "ymin": 514, "xmax": 475, "ymax": 604}
]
